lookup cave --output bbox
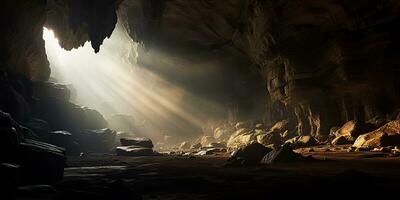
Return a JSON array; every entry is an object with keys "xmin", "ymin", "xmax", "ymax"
[{"xmin": 1, "ymin": 0, "xmax": 400, "ymax": 199}]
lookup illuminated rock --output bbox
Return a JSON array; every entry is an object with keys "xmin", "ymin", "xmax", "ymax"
[
  {"xmin": 227, "ymin": 129, "xmax": 256, "ymax": 149},
  {"xmin": 331, "ymin": 135, "xmax": 353, "ymax": 145},
  {"xmin": 353, "ymin": 120, "xmax": 400, "ymax": 149}
]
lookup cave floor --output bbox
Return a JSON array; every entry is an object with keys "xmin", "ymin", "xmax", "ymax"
[{"xmin": 17, "ymin": 146, "xmax": 400, "ymax": 199}]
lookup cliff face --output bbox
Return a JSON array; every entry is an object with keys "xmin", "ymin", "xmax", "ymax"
[{"xmin": 1, "ymin": 0, "xmax": 400, "ymax": 136}]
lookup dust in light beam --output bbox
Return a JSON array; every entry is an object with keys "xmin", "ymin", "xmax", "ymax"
[{"xmin": 42, "ymin": 22, "xmax": 216, "ymax": 141}]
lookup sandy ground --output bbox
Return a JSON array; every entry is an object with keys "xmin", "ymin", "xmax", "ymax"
[{"xmin": 15, "ymin": 146, "xmax": 400, "ymax": 199}]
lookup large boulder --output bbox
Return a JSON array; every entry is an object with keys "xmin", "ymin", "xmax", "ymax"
[
  {"xmin": 120, "ymin": 137, "xmax": 153, "ymax": 148},
  {"xmin": 269, "ymin": 120, "xmax": 290, "ymax": 132},
  {"xmin": 261, "ymin": 144, "xmax": 303, "ymax": 164},
  {"xmin": 227, "ymin": 129, "xmax": 256, "ymax": 149},
  {"xmin": 257, "ymin": 131, "xmax": 282, "ymax": 146},
  {"xmin": 31, "ymin": 81, "xmax": 70, "ymax": 102},
  {"xmin": 353, "ymin": 120, "xmax": 400, "ymax": 149},
  {"xmin": 334, "ymin": 120, "xmax": 375, "ymax": 139},
  {"xmin": 228, "ymin": 142, "xmax": 273, "ymax": 165},
  {"xmin": 332, "ymin": 135, "xmax": 353, "ymax": 145},
  {"xmin": 44, "ymin": 131, "xmax": 80, "ymax": 155},
  {"xmin": 32, "ymin": 98, "xmax": 107, "ymax": 132},
  {"xmin": 18, "ymin": 139, "xmax": 66, "ymax": 184},
  {"xmin": 22, "ymin": 118, "xmax": 52, "ymax": 138},
  {"xmin": 0, "ymin": 111, "xmax": 66, "ymax": 184},
  {"xmin": 116, "ymin": 146, "xmax": 154, "ymax": 157}
]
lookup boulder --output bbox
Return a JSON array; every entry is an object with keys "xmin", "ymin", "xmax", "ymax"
[
  {"xmin": 294, "ymin": 136, "xmax": 317, "ymax": 148},
  {"xmin": 227, "ymin": 129, "xmax": 256, "ymax": 149},
  {"xmin": 261, "ymin": 144, "xmax": 303, "ymax": 164},
  {"xmin": 228, "ymin": 142, "xmax": 273, "ymax": 165},
  {"xmin": 335, "ymin": 120, "xmax": 375, "ymax": 139},
  {"xmin": 332, "ymin": 135, "xmax": 353, "ymax": 145},
  {"xmin": 75, "ymin": 128, "xmax": 117, "ymax": 153},
  {"xmin": 22, "ymin": 118, "xmax": 52, "ymax": 138},
  {"xmin": 32, "ymin": 81, "xmax": 70, "ymax": 101},
  {"xmin": 257, "ymin": 131, "xmax": 282, "ymax": 146},
  {"xmin": 46, "ymin": 131, "xmax": 80, "ymax": 155},
  {"xmin": 353, "ymin": 120, "xmax": 400, "ymax": 149},
  {"xmin": 179, "ymin": 141, "xmax": 191, "ymax": 150},
  {"xmin": 120, "ymin": 137, "xmax": 153, "ymax": 148},
  {"xmin": 116, "ymin": 146, "xmax": 154, "ymax": 156},
  {"xmin": 32, "ymin": 98, "xmax": 107, "ymax": 132},
  {"xmin": 1, "ymin": 110, "xmax": 66, "ymax": 184},
  {"xmin": 18, "ymin": 139, "xmax": 66, "ymax": 184},
  {"xmin": 285, "ymin": 135, "xmax": 317, "ymax": 148},
  {"xmin": 269, "ymin": 120, "xmax": 290, "ymax": 132}
]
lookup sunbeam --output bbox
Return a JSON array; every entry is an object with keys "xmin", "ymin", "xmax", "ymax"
[{"xmin": 43, "ymin": 21, "xmax": 223, "ymax": 143}]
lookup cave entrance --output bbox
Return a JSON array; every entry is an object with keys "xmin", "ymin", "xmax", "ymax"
[{"xmin": 42, "ymin": 23, "xmax": 207, "ymax": 144}]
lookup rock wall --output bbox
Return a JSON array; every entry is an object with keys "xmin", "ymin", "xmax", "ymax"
[{"xmin": 119, "ymin": 0, "xmax": 400, "ymax": 136}]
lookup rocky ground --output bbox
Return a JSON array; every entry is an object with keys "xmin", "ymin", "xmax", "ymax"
[{"xmin": 13, "ymin": 147, "xmax": 400, "ymax": 200}]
